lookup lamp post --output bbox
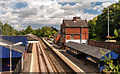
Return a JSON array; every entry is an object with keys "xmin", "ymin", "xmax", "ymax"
[
  {"xmin": 0, "ymin": 42, "xmax": 22, "ymax": 73},
  {"xmin": 10, "ymin": 45, "xmax": 12, "ymax": 73},
  {"xmin": 9, "ymin": 42, "xmax": 23, "ymax": 73}
]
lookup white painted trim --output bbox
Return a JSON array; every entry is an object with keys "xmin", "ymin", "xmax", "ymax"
[
  {"xmin": 28, "ymin": 41, "xmax": 39, "ymax": 43},
  {"xmin": 66, "ymin": 39, "xmax": 87, "ymax": 44},
  {"xmin": 0, "ymin": 42, "xmax": 8, "ymax": 46}
]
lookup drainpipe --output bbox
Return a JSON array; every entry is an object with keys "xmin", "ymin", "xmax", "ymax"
[{"xmin": 80, "ymin": 27, "xmax": 82, "ymax": 44}]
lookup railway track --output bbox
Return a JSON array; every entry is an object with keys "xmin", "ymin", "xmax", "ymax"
[
  {"xmin": 23, "ymin": 34, "xmax": 100, "ymax": 74},
  {"xmin": 31, "ymin": 35, "xmax": 75, "ymax": 73}
]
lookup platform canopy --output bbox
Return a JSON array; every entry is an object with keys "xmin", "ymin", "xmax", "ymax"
[
  {"xmin": 65, "ymin": 41, "xmax": 118, "ymax": 60},
  {"xmin": 26, "ymin": 34, "xmax": 38, "ymax": 41},
  {"xmin": 0, "ymin": 38, "xmax": 25, "ymax": 53}
]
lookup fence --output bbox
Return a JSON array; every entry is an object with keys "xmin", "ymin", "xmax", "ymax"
[{"xmin": 88, "ymin": 40, "xmax": 120, "ymax": 54}]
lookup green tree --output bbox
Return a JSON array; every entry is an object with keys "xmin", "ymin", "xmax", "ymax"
[
  {"xmin": 0, "ymin": 22, "xmax": 21, "ymax": 35},
  {"xmin": 100, "ymin": 49, "xmax": 120, "ymax": 73},
  {"xmin": 91, "ymin": 2, "xmax": 120, "ymax": 40},
  {"xmin": 35, "ymin": 28, "xmax": 44, "ymax": 37},
  {"xmin": 43, "ymin": 30, "xmax": 51, "ymax": 37},
  {"xmin": 0, "ymin": 21, "xmax": 3, "ymax": 35},
  {"xmin": 19, "ymin": 29, "xmax": 26, "ymax": 35},
  {"xmin": 0, "ymin": 21, "xmax": 58, "ymax": 37},
  {"xmin": 2, "ymin": 23, "xmax": 15, "ymax": 35},
  {"xmin": 51, "ymin": 30, "xmax": 57, "ymax": 35},
  {"xmin": 24, "ymin": 25, "xmax": 33, "ymax": 34},
  {"xmin": 88, "ymin": 17, "xmax": 97, "ymax": 39},
  {"xmin": 51, "ymin": 27, "xmax": 58, "ymax": 32},
  {"xmin": 42, "ymin": 26, "xmax": 52, "ymax": 37},
  {"xmin": 32, "ymin": 30, "xmax": 36, "ymax": 35},
  {"xmin": 14, "ymin": 30, "xmax": 20, "ymax": 35}
]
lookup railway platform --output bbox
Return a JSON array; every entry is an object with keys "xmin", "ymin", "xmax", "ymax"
[
  {"xmin": 46, "ymin": 40, "xmax": 100, "ymax": 73},
  {"xmin": 19, "ymin": 34, "xmax": 100, "ymax": 73}
]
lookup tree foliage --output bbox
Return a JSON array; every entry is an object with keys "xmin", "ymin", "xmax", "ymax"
[
  {"xmin": 88, "ymin": 2, "xmax": 120, "ymax": 41},
  {"xmin": 36, "ymin": 26, "xmax": 58, "ymax": 37},
  {"xmin": 0, "ymin": 21, "xmax": 3, "ymax": 35},
  {"xmin": 0, "ymin": 22, "xmax": 58, "ymax": 37},
  {"xmin": 88, "ymin": 17, "xmax": 97, "ymax": 39},
  {"xmin": 1, "ymin": 23, "xmax": 18, "ymax": 35},
  {"xmin": 24, "ymin": 25, "xmax": 33, "ymax": 34},
  {"xmin": 100, "ymin": 49, "xmax": 120, "ymax": 72}
]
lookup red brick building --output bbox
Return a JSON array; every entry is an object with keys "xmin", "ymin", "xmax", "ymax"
[{"xmin": 60, "ymin": 17, "xmax": 89, "ymax": 48}]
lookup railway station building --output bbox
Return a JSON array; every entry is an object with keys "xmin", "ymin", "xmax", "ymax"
[{"xmin": 60, "ymin": 17, "xmax": 89, "ymax": 48}]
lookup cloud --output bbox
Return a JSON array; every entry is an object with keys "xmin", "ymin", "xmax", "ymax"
[
  {"xmin": 102, "ymin": 2, "xmax": 115, "ymax": 7},
  {"xmin": 0, "ymin": 0, "xmax": 118, "ymax": 30},
  {"xmin": 57, "ymin": 0, "xmax": 118, "ymax": 2},
  {"xmin": 93, "ymin": 6, "xmax": 101, "ymax": 10},
  {"xmin": 92, "ymin": 2, "xmax": 115, "ymax": 12},
  {"xmin": 61, "ymin": 2, "xmax": 92, "ymax": 10}
]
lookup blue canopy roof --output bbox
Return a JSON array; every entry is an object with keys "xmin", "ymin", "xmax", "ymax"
[
  {"xmin": 100, "ymin": 51, "xmax": 119, "ymax": 60},
  {"xmin": 0, "ymin": 36, "xmax": 28, "ymax": 58}
]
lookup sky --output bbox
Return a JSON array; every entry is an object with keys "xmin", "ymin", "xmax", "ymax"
[{"xmin": 0, "ymin": 0, "xmax": 119, "ymax": 30}]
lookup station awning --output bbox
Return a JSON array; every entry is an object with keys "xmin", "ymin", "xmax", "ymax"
[
  {"xmin": 65, "ymin": 41, "xmax": 118, "ymax": 59},
  {"xmin": 0, "ymin": 38, "xmax": 25, "ymax": 53}
]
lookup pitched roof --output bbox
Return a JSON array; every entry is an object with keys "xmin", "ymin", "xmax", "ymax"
[
  {"xmin": 0, "ymin": 35, "xmax": 28, "ymax": 47},
  {"xmin": 63, "ymin": 19, "xmax": 88, "ymax": 27},
  {"xmin": 0, "ymin": 38, "xmax": 25, "ymax": 53},
  {"xmin": 27, "ymin": 34, "xmax": 38, "ymax": 41},
  {"xmin": 65, "ymin": 41, "xmax": 111, "ymax": 59}
]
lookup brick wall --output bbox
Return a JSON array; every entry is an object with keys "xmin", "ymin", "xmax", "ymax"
[
  {"xmin": 66, "ymin": 35, "xmax": 71, "ymax": 40},
  {"xmin": 88, "ymin": 40, "xmax": 120, "ymax": 54},
  {"xmin": 65, "ymin": 28, "xmax": 89, "ymax": 40},
  {"xmin": 66, "ymin": 28, "xmax": 80, "ymax": 34},
  {"xmin": 74, "ymin": 35, "xmax": 80, "ymax": 39},
  {"xmin": 82, "ymin": 28, "xmax": 89, "ymax": 39},
  {"xmin": 66, "ymin": 35, "xmax": 80, "ymax": 40}
]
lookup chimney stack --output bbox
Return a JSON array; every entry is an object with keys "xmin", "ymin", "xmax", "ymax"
[
  {"xmin": 85, "ymin": 19, "xmax": 87, "ymax": 23},
  {"xmin": 73, "ymin": 17, "xmax": 81, "ymax": 22}
]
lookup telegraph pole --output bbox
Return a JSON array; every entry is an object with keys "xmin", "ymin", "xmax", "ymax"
[{"xmin": 108, "ymin": 6, "xmax": 110, "ymax": 39}]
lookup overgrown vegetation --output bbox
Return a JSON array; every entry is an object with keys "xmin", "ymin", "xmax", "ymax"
[
  {"xmin": 88, "ymin": 2, "xmax": 120, "ymax": 41},
  {"xmin": 0, "ymin": 21, "xmax": 58, "ymax": 37},
  {"xmin": 100, "ymin": 49, "xmax": 120, "ymax": 73}
]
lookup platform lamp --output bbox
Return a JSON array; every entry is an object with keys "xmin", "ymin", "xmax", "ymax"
[{"xmin": 0, "ymin": 42, "xmax": 22, "ymax": 73}]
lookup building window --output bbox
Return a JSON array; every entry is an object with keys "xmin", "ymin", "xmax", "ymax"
[{"xmin": 71, "ymin": 34, "xmax": 74, "ymax": 39}]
